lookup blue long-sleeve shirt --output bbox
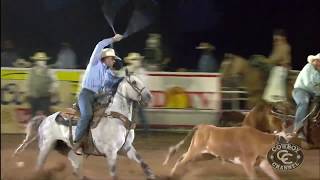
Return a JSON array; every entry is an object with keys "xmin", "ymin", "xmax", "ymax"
[{"xmin": 81, "ymin": 38, "xmax": 120, "ymax": 94}]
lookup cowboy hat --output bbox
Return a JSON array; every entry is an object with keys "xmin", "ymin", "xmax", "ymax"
[
  {"xmin": 13, "ymin": 58, "xmax": 32, "ymax": 68},
  {"xmin": 307, "ymin": 53, "xmax": 320, "ymax": 63},
  {"xmin": 101, "ymin": 48, "xmax": 121, "ymax": 60},
  {"xmin": 30, "ymin": 52, "xmax": 51, "ymax": 61},
  {"xmin": 124, "ymin": 52, "xmax": 143, "ymax": 64},
  {"xmin": 196, "ymin": 42, "xmax": 215, "ymax": 50}
]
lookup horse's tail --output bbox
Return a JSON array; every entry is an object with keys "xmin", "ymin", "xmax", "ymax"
[
  {"xmin": 12, "ymin": 115, "xmax": 46, "ymax": 157},
  {"xmin": 162, "ymin": 126, "xmax": 198, "ymax": 166}
]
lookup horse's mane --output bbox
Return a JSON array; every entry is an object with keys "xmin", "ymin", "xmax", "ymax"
[{"xmin": 111, "ymin": 77, "xmax": 125, "ymax": 96}]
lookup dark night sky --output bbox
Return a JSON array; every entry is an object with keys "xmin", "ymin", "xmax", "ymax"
[{"xmin": 1, "ymin": 0, "xmax": 320, "ymax": 70}]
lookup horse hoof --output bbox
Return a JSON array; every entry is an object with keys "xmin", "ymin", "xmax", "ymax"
[
  {"xmin": 72, "ymin": 172, "xmax": 88, "ymax": 180},
  {"xmin": 80, "ymin": 175, "xmax": 90, "ymax": 180},
  {"xmin": 147, "ymin": 174, "xmax": 157, "ymax": 180},
  {"xmin": 84, "ymin": 176, "xmax": 90, "ymax": 180}
]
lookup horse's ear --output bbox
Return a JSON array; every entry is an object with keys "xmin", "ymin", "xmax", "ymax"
[{"xmin": 125, "ymin": 68, "xmax": 129, "ymax": 77}]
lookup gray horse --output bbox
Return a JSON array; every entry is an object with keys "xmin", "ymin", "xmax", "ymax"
[{"xmin": 13, "ymin": 73, "xmax": 155, "ymax": 180}]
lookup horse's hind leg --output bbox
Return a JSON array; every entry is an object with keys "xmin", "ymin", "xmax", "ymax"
[
  {"xmin": 36, "ymin": 139, "xmax": 56, "ymax": 171},
  {"xmin": 126, "ymin": 146, "xmax": 155, "ymax": 180},
  {"xmin": 67, "ymin": 150, "xmax": 84, "ymax": 178}
]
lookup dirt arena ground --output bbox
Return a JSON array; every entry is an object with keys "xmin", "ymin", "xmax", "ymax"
[{"xmin": 1, "ymin": 133, "xmax": 320, "ymax": 180}]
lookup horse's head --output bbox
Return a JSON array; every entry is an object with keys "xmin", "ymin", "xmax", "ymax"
[
  {"xmin": 243, "ymin": 100, "xmax": 294, "ymax": 133},
  {"xmin": 269, "ymin": 101, "xmax": 295, "ymax": 131},
  {"xmin": 120, "ymin": 69, "xmax": 152, "ymax": 107}
]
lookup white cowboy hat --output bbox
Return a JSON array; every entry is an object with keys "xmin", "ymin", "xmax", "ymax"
[
  {"xmin": 196, "ymin": 42, "xmax": 215, "ymax": 50},
  {"xmin": 13, "ymin": 58, "xmax": 32, "ymax": 68},
  {"xmin": 30, "ymin": 52, "xmax": 51, "ymax": 61},
  {"xmin": 101, "ymin": 48, "xmax": 121, "ymax": 60},
  {"xmin": 124, "ymin": 52, "xmax": 143, "ymax": 64},
  {"xmin": 307, "ymin": 53, "xmax": 320, "ymax": 63}
]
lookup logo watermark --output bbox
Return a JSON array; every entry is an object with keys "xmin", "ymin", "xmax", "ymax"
[{"xmin": 267, "ymin": 143, "xmax": 304, "ymax": 171}]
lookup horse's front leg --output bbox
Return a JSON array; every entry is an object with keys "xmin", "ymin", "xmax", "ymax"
[
  {"xmin": 104, "ymin": 148, "xmax": 119, "ymax": 180},
  {"xmin": 126, "ymin": 146, "xmax": 155, "ymax": 180}
]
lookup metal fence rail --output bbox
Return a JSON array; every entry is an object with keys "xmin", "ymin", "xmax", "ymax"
[{"xmin": 221, "ymin": 87, "xmax": 249, "ymax": 111}]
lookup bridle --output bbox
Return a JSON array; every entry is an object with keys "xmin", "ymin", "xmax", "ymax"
[{"xmin": 116, "ymin": 76, "xmax": 146, "ymax": 105}]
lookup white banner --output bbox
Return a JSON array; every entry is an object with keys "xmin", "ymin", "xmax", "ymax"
[{"xmin": 1, "ymin": 68, "xmax": 221, "ymax": 133}]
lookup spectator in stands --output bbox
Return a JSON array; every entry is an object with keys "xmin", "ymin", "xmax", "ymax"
[
  {"xmin": 26, "ymin": 52, "xmax": 58, "ymax": 116},
  {"xmin": 144, "ymin": 33, "xmax": 164, "ymax": 71},
  {"xmin": 13, "ymin": 58, "xmax": 32, "ymax": 68},
  {"xmin": 1, "ymin": 40, "xmax": 19, "ymax": 67},
  {"xmin": 52, "ymin": 42, "xmax": 77, "ymax": 69},
  {"xmin": 122, "ymin": 52, "xmax": 150, "ymax": 134},
  {"xmin": 196, "ymin": 42, "xmax": 219, "ymax": 72}
]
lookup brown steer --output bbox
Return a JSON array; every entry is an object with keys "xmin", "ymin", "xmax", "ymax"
[{"xmin": 163, "ymin": 124, "xmax": 282, "ymax": 180}]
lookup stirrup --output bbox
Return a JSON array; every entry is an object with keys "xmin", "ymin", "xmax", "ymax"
[
  {"xmin": 74, "ymin": 149, "xmax": 83, "ymax": 156},
  {"xmin": 72, "ymin": 145, "xmax": 83, "ymax": 155}
]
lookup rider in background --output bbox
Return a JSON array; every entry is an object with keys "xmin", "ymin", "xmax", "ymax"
[
  {"xmin": 262, "ymin": 29, "xmax": 292, "ymax": 102},
  {"xmin": 73, "ymin": 34, "xmax": 123, "ymax": 152},
  {"xmin": 292, "ymin": 53, "xmax": 320, "ymax": 140},
  {"xmin": 143, "ymin": 33, "xmax": 163, "ymax": 71},
  {"xmin": 267, "ymin": 29, "xmax": 292, "ymax": 69}
]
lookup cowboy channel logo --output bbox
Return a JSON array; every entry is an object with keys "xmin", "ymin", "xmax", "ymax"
[{"xmin": 267, "ymin": 143, "xmax": 304, "ymax": 171}]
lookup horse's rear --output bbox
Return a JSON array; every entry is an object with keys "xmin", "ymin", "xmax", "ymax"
[
  {"xmin": 220, "ymin": 54, "xmax": 266, "ymax": 108},
  {"xmin": 304, "ymin": 101, "xmax": 320, "ymax": 147},
  {"xmin": 309, "ymin": 115, "xmax": 320, "ymax": 147}
]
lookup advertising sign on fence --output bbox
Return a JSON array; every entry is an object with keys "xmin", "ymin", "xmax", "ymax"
[{"xmin": 1, "ymin": 68, "xmax": 221, "ymax": 133}]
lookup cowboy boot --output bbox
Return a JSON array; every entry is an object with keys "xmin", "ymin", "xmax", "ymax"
[
  {"xmin": 297, "ymin": 131, "xmax": 307, "ymax": 141},
  {"xmin": 293, "ymin": 121, "xmax": 304, "ymax": 135}
]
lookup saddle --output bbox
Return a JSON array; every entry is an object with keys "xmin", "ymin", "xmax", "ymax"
[{"xmin": 56, "ymin": 105, "xmax": 106, "ymax": 129}]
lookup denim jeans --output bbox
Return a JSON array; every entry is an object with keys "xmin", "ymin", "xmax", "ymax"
[
  {"xmin": 292, "ymin": 88, "xmax": 314, "ymax": 132},
  {"xmin": 74, "ymin": 88, "xmax": 95, "ymax": 142}
]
